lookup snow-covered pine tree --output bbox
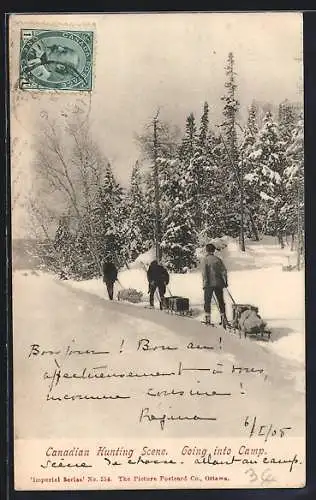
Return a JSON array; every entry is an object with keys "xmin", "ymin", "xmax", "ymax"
[
  {"xmin": 196, "ymin": 102, "xmax": 210, "ymax": 234},
  {"xmin": 160, "ymin": 161, "xmax": 197, "ymax": 272},
  {"xmin": 194, "ymin": 103, "xmax": 226, "ymax": 240},
  {"xmin": 282, "ymin": 115, "xmax": 304, "ymax": 262},
  {"xmin": 245, "ymin": 111, "xmax": 288, "ymax": 247},
  {"xmin": 90, "ymin": 162, "xmax": 126, "ymax": 270},
  {"xmin": 220, "ymin": 52, "xmax": 242, "ymax": 243},
  {"xmin": 221, "ymin": 52, "xmax": 239, "ymax": 164},
  {"xmin": 201, "ymin": 131, "xmax": 231, "ymax": 241},
  {"xmin": 198, "ymin": 101, "xmax": 209, "ymax": 151},
  {"xmin": 178, "ymin": 112, "xmax": 205, "ymax": 231},
  {"xmin": 53, "ymin": 216, "xmax": 75, "ymax": 277},
  {"xmin": 240, "ymin": 102, "xmax": 260, "ymax": 240},
  {"xmin": 72, "ymin": 216, "xmax": 98, "ymax": 279},
  {"xmin": 278, "ymin": 99, "xmax": 297, "ymax": 144},
  {"xmin": 277, "ymin": 100, "xmax": 301, "ymax": 247},
  {"xmin": 124, "ymin": 161, "xmax": 149, "ymax": 261},
  {"xmin": 179, "ymin": 112, "xmax": 197, "ymax": 160}
]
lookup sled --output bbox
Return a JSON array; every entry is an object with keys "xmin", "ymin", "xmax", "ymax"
[
  {"xmin": 164, "ymin": 296, "xmax": 192, "ymax": 316},
  {"xmin": 232, "ymin": 303, "xmax": 271, "ymax": 340}
]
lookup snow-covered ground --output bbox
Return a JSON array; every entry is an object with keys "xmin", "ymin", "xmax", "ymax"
[
  {"xmin": 65, "ymin": 236, "xmax": 305, "ymax": 366},
  {"xmin": 12, "ymin": 268, "xmax": 305, "ymax": 441}
]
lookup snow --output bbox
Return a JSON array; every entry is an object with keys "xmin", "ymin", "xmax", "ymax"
[
  {"xmin": 62, "ymin": 236, "xmax": 304, "ymax": 366},
  {"xmin": 260, "ymin": 191, "xmax": 274, "ymax": 202},
  {"xmin": 128, "ymin": 248, "xmax": 156, "ymax": 269},
  {"xmin": 12, "ymin": 269, "xmax": 304, "ymax": 443}
]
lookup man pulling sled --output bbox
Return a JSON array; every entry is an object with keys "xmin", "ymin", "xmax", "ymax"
[
  {"xmin": 147, "ymin": 260, "xmax": 170, "ymax": 310},
  {"xmin": 201, "ymin": 243, "xmax": 229, "ymax": 328}
]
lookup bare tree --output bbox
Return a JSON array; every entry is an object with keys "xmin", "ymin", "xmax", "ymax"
[{"xmin": 29, "ymin": 106, "xmax": 111, "ymax": 276}]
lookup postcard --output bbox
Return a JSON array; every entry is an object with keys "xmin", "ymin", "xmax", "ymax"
[{"xmin": 9, "ymin": 12, "xmax": 305, "ymax": 490}]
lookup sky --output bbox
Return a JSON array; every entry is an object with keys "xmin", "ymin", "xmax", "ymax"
[{"xmin": 10, "ymin": 12, "xmax": 303, "ymax": 237}]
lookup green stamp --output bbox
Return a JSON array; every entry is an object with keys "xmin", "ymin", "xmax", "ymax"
[{"xmin": 19, "ymin": 29, "xmax": 93, "ymax": 91}]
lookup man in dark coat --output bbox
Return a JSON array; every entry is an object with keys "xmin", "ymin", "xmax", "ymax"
[
  {"xmin": 201, "ymin": 243, "xmax": 228, "ymax": 327},
  {"xmin": 102, "ymin": 260, "xmax": 118, "ymax": 300},
  {"xmin": 147, "ymin": 260, "xmax": 169, "ymax": 310}
]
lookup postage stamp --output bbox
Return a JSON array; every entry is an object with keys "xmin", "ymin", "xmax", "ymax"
[{"xmin": 19, "ymin": 29, "xmax": 93, "ymax": 91}]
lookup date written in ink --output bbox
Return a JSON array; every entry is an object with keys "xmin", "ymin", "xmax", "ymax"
[{"xmin": 244, "ymin": 416, "xmax": 292, "ymax": 442}]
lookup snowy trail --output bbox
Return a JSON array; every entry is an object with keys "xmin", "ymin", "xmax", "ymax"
[
  {"xmin": 63, "ymin": 279, "xmax": 302, "ymax": 383},
  {"xmin": 13, "ymin": 272, "xmax": 304, "ymax": 442},
  {"xmin": 67, "ymin": 244, "xmax": 305, "ymax": 366}
]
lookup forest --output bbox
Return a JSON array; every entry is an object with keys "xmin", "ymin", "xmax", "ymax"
[{"xmin": 26, "ymin": 52, "xmax": 304, "ymax": 278}]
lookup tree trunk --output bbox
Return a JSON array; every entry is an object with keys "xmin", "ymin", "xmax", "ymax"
[
  {"xmin": 240, "ymin": 159, "xmax": 246, "ymax": 251},
  {"xmin": 248, "ymin": 210, "xmax": 260, "ymax": 241},
  {"xmin": 278, "ymin": 232, "xmax": 285, "ymax": 249},
  {"xmin": 153, "ymin": 113, "xmax": 161, "ymax": 262},
  {"xmin": 291, "ymin": 233, "xmax": 295, "ymax": 251}
]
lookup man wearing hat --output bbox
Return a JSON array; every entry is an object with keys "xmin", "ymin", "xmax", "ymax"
[
  {"xmin": 102, "ymin": 260, "xmax": 118, "ymax": 300},
  {"xmin": 201, "ymin": 243, "xmax": 228, "ymax": 327}
]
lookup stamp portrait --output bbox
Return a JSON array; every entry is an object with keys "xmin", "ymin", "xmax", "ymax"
[{"xmin": 19, "ymin": 29, "xmax": 93, "ymax": 91}]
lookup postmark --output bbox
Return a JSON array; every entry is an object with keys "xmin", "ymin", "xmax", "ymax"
[{"xmin": 19, "ymin": 29, "xmax": 93, "ymax": 91}]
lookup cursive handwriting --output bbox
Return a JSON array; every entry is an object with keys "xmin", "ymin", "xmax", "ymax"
[
  {"xmin": 232, "ymin": 365, "xmax": 264, "ymax": 375},
  {"xmin": 137, "ymin": 338, "xmax": 178, "ymax": 351},
  {"xmin": 195, "ymin": 454, "xmax": 259, "ymax": 466},
  {"xmin": 44, "ymin": 363, "xmax": 176, "ymax": 390},
  {"xmin": 46, "ymin": 392, "xmax": 130, "ymax": 401},
  {"xmin": 146, "ymin": 387, "xmax": 231, "ymax": 398},
  {"xmin": 102, "ymin": 456, "xmax": 177, "ymax": 466},
  {"xmin": 104, "ymin": 457, "xmax": 122, "ymax": 466},
  {"xmin": 262, "ymin": 454, "xmax": 300, "ymax": 473},
  {"xmin": 128, "ymin": 456, "xmax": 177, "ymax": 465},
  {"xmin": 28, "ymin": 343, "xmax": 110, "ymax": 358},
  {"xmin": 195, "ymin": 453, "xmax": 300, "ymax": 473},
  {"xmin": 139, "ymin": 407, "xmax": 217, "ymax": 430},
  {"xmin": 187, "ymin": 342, "xmax": 214, "ymax": 350},
  {"xmin": 41, "ymin": 459, "xmax": 92, "ymax": 469}
]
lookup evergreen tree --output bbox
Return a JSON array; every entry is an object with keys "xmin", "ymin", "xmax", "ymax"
[
  {"xmin": 196, "ymin": 102, "xmax": 213, "ymax": 235},
  {"xmin": 197, "ymin": 127, "xmax": 226, "ymax": 240},
  {"xmin": 53, "ymin": 216, "xmax": 75, "ymax": 276},
  {"xmin": 201, "ymin": 132, "xmax": 230, "ymax": 240},
  {"xmin": 220, "ymin": 52, "xmax": 242, "ymax": 242},
  {"xmin": 90, "ymin": 162, "xmax": 126, "ymax": 268},
  {"xmin": 221, "ymin": 52, "xmax": 239, "ymax": 164},
  {"xmin": 240, "ymin": 102, "xmax": 260, "ymax": 240},
  {"xmin": 196, "ymin": 102, "xmax": 212, "ymax": 237},
  {"xmin": 244, "ymin": 111, "xmax": 288, "ymax": 246},
  {"xmin": 246, "ymin": 101, "xmax": 259, "ymax": 139},
  {"xmin": 179, "ymin": 112, "xmax": 197, "ymax": 160},
  {"xmin": 160, "ymin": 162, "xmax": 197, "ymax": 272},
  {"xmin": 178, "ymin": 112, "xmax": 205, "ymax": 230},
  {"xmin": 124, "ymin": 161, "xmax": 149, "ymax": 260},
  {"xmin": 198, "ymin": 102, "xmax": 209, "ymax": 150},
  {"xmin": 278, "ymin": 99, "xmax": 297, "ymax": 143},
  {"xmin": 282, "ymin": 116, "xmax": 304, "ymax": 257}
]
